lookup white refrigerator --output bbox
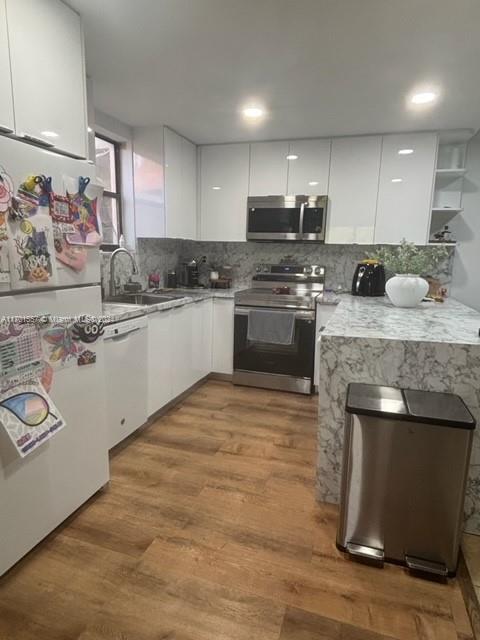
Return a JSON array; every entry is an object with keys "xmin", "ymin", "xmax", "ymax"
[{"xmin": 0, "ymin": 135, "xmax": 109, "ymax": 576}]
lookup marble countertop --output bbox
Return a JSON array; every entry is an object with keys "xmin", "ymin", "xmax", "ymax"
[
  {"xmin": 102, "ymin": 288, "xmax": 238, "ymax": 324},
  {"xmin": 322, "ymin": 294, "xmax": 480, "ymax": 345}
]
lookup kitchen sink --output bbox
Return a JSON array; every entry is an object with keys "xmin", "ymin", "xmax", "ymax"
[{"xmin": 104, "ymin": 293, "xmax": 186, "ymax": 306}]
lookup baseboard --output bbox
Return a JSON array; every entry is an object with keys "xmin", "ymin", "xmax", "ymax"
[{"xmin": 208, "ymin": 372, "xmax": 233, "ymax": 382}]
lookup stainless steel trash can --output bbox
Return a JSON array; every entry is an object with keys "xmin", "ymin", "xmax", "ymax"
[{"xmin": 337, "ymin": 383, "xmax": 476, "ymax": 576}]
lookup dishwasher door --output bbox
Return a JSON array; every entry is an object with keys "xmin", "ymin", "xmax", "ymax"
[{"xmin": 104, "ymin": 316, "xmax": 148, "ymax": 449}]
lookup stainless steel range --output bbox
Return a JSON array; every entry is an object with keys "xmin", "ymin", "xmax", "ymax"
[{"xmin": 233, "ymin": 264, "xmax": 325, "ymax": 394}]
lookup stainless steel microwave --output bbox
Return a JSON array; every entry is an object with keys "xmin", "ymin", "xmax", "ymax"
[{"xmin": 246, "ymin": 195, "xmax": 327, "ymax": 242}]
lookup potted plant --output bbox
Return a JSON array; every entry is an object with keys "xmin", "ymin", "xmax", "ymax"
[{"xmin": 368, "ymin": 240, "xmax": 449, "ymax": 308}]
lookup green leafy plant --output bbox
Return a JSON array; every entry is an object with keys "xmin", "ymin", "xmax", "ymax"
[{"xmin": 367, "ymin": 239, "xmax": 449, "ymax": 276}]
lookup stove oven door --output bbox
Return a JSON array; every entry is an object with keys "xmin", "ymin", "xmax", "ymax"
[{"xmin": 233, "ymin": 305, "xmax": 315, "ymax": 394}]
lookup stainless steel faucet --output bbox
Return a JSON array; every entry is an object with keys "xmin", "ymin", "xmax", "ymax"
[{"xmin": 108, "ymin": 247, "xmax": 139, "ymax": 298}]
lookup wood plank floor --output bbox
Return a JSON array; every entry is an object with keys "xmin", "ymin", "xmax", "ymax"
[{"xmin": 0, "ymin": 380, "xmax": 473, "ymax": 640}]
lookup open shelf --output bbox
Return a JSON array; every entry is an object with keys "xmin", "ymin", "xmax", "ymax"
[
  {"xmin": 435, "ymin": 168, "xmax": 467, "ymax": 178},
  {"xmin": 431, "ymin": 207, "xmax": 463, "ymax": 214}
]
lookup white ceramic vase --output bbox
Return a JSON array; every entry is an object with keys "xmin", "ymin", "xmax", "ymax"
[{"xmin": 385, "ymin": 274, "xmax": 429, "ymax": 308}]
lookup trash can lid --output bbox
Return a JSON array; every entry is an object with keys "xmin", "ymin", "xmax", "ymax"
[{"xmin": 346, "ymin": 383, "xmax": 476, "ymax": 430}]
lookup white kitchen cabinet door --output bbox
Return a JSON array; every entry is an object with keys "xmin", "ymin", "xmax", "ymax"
[
  {"xmin": 148, "ymin": 309, "xmax": 174, "ymax": 416},
  {"xmin": 7, "ymin": 0, "xmax": 87, "ymax": 158},
  {"xmin": 200, "ymin": 143, "xmax": 250, "ymax": 241},
  {"xmin": 0, "ymin": 0, "xmax": 14, "ymax": 134},
  {"xmin": 164, "ymin": 128, "xmax": 197, "ymax": 239},
  {"xmin": 133, "ymin": 126, "xmax": 166, "ymax": 238},
  {"xmin": 191, "ymin": 298, "xmax": 213, "ymax": 382},
  {"xmin": 164, "ymin": 127, "xmax": 182, "ymax": 237},
  {"xmin": 287, "ymin": 139, "xmax": 331, "ymax": 195},
  {"xmin": 249, "ymin": 141, "xmax": 289, "ymax": 196},
  {"xmin": 327, "ymin": 136, "xmax": 382, "ymax": 244},
  {"xmin": 171, "ymin": 304, "xmax": 195, "ymax": 397},
  {"xmin": 374, "ymin": 133, "xmax": 438, "ymax": 245},
  {"xmin": 181, "ymin": 135, "xmax": 197, "ymax": 239},
  {"xmin": 211, "ymin": 298, "xmax": 234, "ymax": 375}
]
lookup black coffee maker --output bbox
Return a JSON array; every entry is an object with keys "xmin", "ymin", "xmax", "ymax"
[{"xmin": 351, "ymin": 260, "xmax": 385, "ymax": 296}]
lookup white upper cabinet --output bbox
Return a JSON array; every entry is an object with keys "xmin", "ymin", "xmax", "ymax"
[
  {"xmin": 6, "ymin": 0, "xmax": 87, "ymax": 158},
  {"xmin": 0, "ymin": 0, "xmax": 14, "ymax": 134},
  {"xmin": 374, "ymin": 133, "xmax": 438, "ymax": 245},
  {"xmin": 200, "ymin": 143, "xmax": 250, "ymax": 241},
  {"xmin": 133, "ymin": 126, "xmax": 166, "ymax": 238},
  {"xmin": 287, "ymin": 139, "xmax": 331, "ymax": 195},
  {"xmin": 326, "ymin": 136, "xmax": 382, "ymax": 244},
  {"xmin": 249, "ymin": 141, "xmax": 289, "ymax": 195},
  {"xmin": 164, "ymin": 127, "xmax": 197, "ymax": 239}
]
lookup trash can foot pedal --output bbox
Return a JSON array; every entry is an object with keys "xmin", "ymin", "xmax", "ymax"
[
  {"xmin": 346, "ymin": 542, "xmax": 384, "ymax": 565},
  {"xmin": 405, "ymin": 555, "xmax": 448, "ymax": 577}
]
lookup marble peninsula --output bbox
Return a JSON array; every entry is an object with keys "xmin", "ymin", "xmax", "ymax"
[{"xmin": 316, "ymin": 294, "xmax": 480, "ymax": 534}]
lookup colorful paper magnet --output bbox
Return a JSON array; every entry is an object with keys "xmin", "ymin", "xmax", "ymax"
[
  {"xmin": 77, "ymin": 349, "xmax": 96, "ymax": 366},
  {"xmin": 0, "ymin": 381, "xmax": 66, "ymax": 457},
  {"xmin": 7, "ymin": 204, "xmax": 58, "ymax": 288},
  {"xmin": 0, "ymin": 166, "xmax": 14, "ymax": 240},
  {"xmin": 66, "ymin": 177, "xmax": 102, "ymax": 246},
  {"xmin": 54, "ymin": 237, "xmax": 87, "ymax": 272},
  {"xmin": 42, "ymin": 322, "xmax": 79, "ymax": 368}
]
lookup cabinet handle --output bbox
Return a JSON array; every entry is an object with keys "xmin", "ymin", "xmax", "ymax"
[
  {"xmin": 0, "ymin": 124, "xmax": 14, "ymax": 134},
  {"xmin": 20, "ymin": 133, "xmax": 55, "ymax": 148}
]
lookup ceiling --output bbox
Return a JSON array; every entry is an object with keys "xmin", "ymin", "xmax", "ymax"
[{"xmin": 68, "ymin": 0, "xmax": 480, "ymax": 144}]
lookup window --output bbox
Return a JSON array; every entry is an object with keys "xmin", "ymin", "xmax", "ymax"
[{"xmin": 95, "ymin": 134, "xmax": 122, "ymax": 248}]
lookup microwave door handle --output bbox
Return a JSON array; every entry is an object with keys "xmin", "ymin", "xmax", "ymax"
[{"xmin": 299, "ymin": 202, "xmax": 305, "ymax": 234}]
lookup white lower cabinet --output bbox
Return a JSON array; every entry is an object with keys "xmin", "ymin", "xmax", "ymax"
[
  {"xmin": 192, "ymin": 298, "xmax": 213, "ymax": 381},
  {"xmin": 171, "ymin": 304, "xmax": 195, "ymax": 397},
  {"xmin": 211, "ymin": 298, "xmax": 234, "ymax": 374},
  {"xmin": 148, "ymin": 308, "xmax": 174, "ymax": 416}
]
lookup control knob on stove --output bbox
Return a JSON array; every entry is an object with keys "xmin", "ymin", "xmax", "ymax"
[{"xmin": 304, "ymin": 266, "xmax": 313, "ymax": 275}]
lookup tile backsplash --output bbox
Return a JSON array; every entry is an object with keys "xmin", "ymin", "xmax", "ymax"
[{"xmin": 101, "ymin": 238, "xmax": 455, "ymax": 295}]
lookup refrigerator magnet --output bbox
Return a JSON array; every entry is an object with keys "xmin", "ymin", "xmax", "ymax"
[
  {"xmin": 0, "ymin": 381, "xmax": 66, "ymax": 457},
  {"xmin": 65, "ymin": 176, "xmax": 103, "ymax": 247},
  {"xmin": 0, "ymin": 166, "xmax": 14, "ymax": 240}
]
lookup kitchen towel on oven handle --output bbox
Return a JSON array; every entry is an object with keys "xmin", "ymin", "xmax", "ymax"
[{"xmin": 247, "ymin": 308, "xmax": 295, "ymax": 345}]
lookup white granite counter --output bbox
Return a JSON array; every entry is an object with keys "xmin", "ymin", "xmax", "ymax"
[
  {"xmin": 102, "ymin": 288, "xmax": 238, "ymax": 324},
  {"xmin": 324, "ymin": 294, "xmax": 480, "ymax": 345},
  {"xmin": 317, "ymin": 294, "xmax": 480, "ymax": 535}
]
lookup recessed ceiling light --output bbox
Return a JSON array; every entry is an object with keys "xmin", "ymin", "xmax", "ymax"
[
  {"xmin": 391, "ymin": 178, "xmax": 403, "ymax": 183},
  {"xmin": 41, "ymin": 130, "xmax": 59, "ymax": 138},
  {"xmin": 398, "ymin": 148, "xmax": 414, "ymax": 155},
  {"xmin": 411, "ymin": 91, "xmax": 437, "ymax": 105},
  {"xmin": 242, "ymin": 106, "xmax": 265, "ymax": 119},
  {"xmin": 308, "ymin": 181, "xmax": 319, "ymax": 186},
  {"xmin": 212, "ymin": 186, "xmax": 221, "ymax": 190},
  {"xmin": 286, "ymin": 154, "xmax": 299, "ymax": 160}
]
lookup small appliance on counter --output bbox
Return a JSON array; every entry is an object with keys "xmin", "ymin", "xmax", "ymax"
[
  {"xmin": 351, "ymin": 260, "xmax": 385, "ymax": 297},
  {"xmin": 178, "ymin": 256, "xmax": 207, "ymax": 288},
  {"xmin": 166, "ymin": 270, "xmax": 177, "ymax": 288}
]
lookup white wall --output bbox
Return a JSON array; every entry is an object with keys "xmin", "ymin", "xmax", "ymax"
[
  {"xmin": 94, "ymin": 109, "xmax": 137, "ymax": 251},
  {"xmin": 451, "ymin": 132, "xmax": 480, "ymax": 311}
]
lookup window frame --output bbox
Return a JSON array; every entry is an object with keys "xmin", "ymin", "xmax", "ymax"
[{"xmin": 95, "ymin": 132, "xmax": 123, "ymax": 251}]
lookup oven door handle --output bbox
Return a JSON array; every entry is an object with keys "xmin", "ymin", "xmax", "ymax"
[{"xmin": 234, "ymin": 306, "xmax": 315, "ymax": 321}]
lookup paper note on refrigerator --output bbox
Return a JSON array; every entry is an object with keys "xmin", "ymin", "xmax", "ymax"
[{"xmin": 0, "ymin": 381, "xmax": 66, "ymax": 457}]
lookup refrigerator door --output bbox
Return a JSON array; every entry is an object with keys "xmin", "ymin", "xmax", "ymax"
[
  {"xmin": 0, "ymin": 134, "xmax": 101, "ymax": 293},
  {"xmin": 0, "ymin": 285, "xmax": 109, "ymax": 576}
]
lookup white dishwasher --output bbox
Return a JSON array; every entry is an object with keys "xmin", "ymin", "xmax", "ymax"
[{"xmin": 104, "ymin": 315, "xmax": 149, "ymax": 449}]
